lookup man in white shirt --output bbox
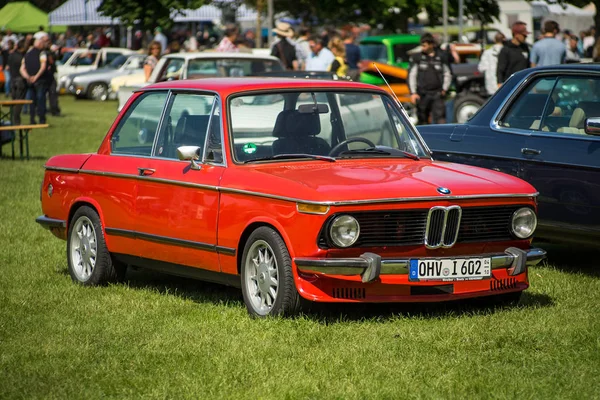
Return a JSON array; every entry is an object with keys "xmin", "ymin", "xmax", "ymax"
[{"xmin": 305, "ymin": 36, "xmax": 334, "ymax": 71}]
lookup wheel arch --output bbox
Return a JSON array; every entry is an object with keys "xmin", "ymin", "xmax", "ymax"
[
  {"xmin": 236, "ymin": 219, "xmax": 293, "ymax": 275},
  {"xmin": 68, "ymin": 197, "xmax": 106, "ymax": 231}
]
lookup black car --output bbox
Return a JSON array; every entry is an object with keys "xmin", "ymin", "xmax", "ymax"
[{"xmin": 418, "ymin": 65, "xmax": 600, "ymax": 245}]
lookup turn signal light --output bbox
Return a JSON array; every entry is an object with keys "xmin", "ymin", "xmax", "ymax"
[{"xmin": 297, "ymin": 203, "xmax": 330, "ymax": 215}]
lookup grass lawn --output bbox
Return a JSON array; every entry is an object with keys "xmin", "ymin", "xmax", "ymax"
[{"xmin": 1, "ymin": 96, "xmax": 599, "ymax": 399}]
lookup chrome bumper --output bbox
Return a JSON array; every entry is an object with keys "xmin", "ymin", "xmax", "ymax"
[{"xmin": 295, "ymin": 247, "xmax": 546, "ymax": 283}]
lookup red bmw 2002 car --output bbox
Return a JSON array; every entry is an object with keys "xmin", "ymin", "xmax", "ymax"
[{"xmin": 37, "ymin": 78, "xmax": 546, "ymax": 317}]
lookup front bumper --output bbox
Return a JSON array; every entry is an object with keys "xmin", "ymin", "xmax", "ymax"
[{"xmin": 295, "ymin": 247, "xmax": 546, "ymax": 283}]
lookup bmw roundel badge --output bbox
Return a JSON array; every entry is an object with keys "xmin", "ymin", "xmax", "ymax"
[{"xmin": 437, "ymin": 187, "xmax": 451, "ymax": 195}]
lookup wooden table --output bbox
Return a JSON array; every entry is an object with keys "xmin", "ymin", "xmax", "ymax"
[
  {"xmin": 0, "ymin": 99, "xmax": 33, "ymax": 124},
  {"xmin": 0, "ymin": 124, "xmax": 49, "ymax": 160}
]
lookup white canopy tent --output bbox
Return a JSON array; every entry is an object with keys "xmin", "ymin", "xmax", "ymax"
[
  {"xmin": 49, "ymin": 0, "xmax": 118, "ymax": 26},
  {"xmin": 49, "ymin": 0, "xmax": 258, "ymax": 26}
]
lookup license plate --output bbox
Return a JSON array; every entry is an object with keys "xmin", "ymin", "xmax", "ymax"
[{"xmin": 409, "ymin": 257, "xmax": 491, "ymax": 281}]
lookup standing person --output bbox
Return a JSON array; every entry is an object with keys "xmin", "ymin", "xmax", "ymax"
[
  {"xmin": 565, "ymin": 35, "xmax": 582, "ymax": 63},
  {"xmin": 46, "ymin": 44, "xmax": 61, "ymax": 116},
  {"xmin": 153, "ymin": 27, "xmax": 168, "ymax": 55},
  {"xmin": 478, "ymin": 32, "xmax": 505, "ymax": 96},
  {"xmin": 143, "ymin": 41, "xmax": 161, "ymax": 82},
  {"xmin": 305, "ymin": 36, "xmax": 335, "ymax": 71},
  {"xmin": 216, "ymin": 25, "xmax": 239, "ymax": 52},
  {"xmin": 530, "ymin": 20, "xmax": 565, "ymax": 67},
  {"xmin": 497, "ymin": 21, "xmax": 531, "ymax": 87},
  {"xmin": 328, "ymin": 37, "xmax": 348, "ymax": 78},
  {"xmin": 1, "ymin": 40, "xmax": 12, "ymax": 97},
  {"xmin": 343, "ymin": 30, "xmax": 361, "ymax": 81},
  {"xmin": 20, "ymin": 34, "xmax": 51, "ymax": 124},
  {"xmin": 7, "ymin": 39, "xmax": 26, "ymax": 124},
  {"xmin": 271, "ymin": 22, "xmax": 298, "ymax": 71},
  {"xmin": 295, "ymin": 27, "xmax": 311, "ymax": 70},
  {"xmin": 408, "ymin": 33, "xmax": 452, "ymax": 125}
]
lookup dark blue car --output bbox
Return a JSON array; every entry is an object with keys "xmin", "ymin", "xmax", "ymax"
[{"xmin": 418, "ymin": 65, "xmax": 600, "ymax": 245}]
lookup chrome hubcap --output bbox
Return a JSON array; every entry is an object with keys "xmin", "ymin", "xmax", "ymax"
[
  {"xmin": 245, "ymin": 240, "xmax": 278, "ymax": 315},
  {"xmin": 92, "ymin": 85, "xmax": 107, "ymax": 101},
  {"xmin": 70, "ymin": 216, "xmax": 97, "ymax": 281},
  {"xmin": 456, "ymin": 104, "xmax": 480, "ymax": 123}
]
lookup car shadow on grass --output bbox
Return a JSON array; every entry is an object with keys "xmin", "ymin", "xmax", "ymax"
[
  {"xmin": 96, "ymin": 267, "xmax": 554, "ymax": 323},
  {"xmin": 534, "ymin": 240, "xmax": 600, "ymax": 278}
]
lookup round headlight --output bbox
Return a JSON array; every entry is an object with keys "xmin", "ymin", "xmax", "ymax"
[
  {"xmin": 330, "ymin": 215, "xmax": 360, "ymax": 248},
  {"xmin": 511, "ymin": 207, "xmax": 537, "ymax": 239}
]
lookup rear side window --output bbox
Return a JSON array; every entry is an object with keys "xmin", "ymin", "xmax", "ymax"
[
  {"xmin": 498, "ymin": 77, "xmax": 556, "ymax": 130},
  {"xmin": 110, "ymin": 92, "xmax": 168, "ymax": 156}
]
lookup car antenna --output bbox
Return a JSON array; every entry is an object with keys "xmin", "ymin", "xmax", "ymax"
[
  {"xmin": 372, "ymin": 62, "xmax": 413, "ymax": 124},
  {"xmin": 372, "ymin": 62, "xmax": 431, "ymax": 155}
]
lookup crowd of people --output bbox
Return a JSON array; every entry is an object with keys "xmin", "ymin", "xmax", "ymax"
[
  {"xmin": 479, "ymin": 20, "xmax": 599, "ymax": 97},
  {"xmin": 3, "ymin": 19, "xmax": 600, "ymax": 128}
]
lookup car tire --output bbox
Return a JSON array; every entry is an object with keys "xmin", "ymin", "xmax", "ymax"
[
  {"xmin": 88, "ymin": 82, "xmax": 108, "ymax": 101},
  {"xmin": 67, "ymin": 206, "xmax": 125, "ymax": 285},
  {"xmin": 240, "ymin": 227, "xmax": 302, "ymax": 317},
  {"xmin": 453, "ymin": 94, "xmax": 486, "ymax": 124}
]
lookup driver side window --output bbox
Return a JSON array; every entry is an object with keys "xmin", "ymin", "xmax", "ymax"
[{"xmin": 499, "ymin": 77, "xmax": 555, "ymax": 131}]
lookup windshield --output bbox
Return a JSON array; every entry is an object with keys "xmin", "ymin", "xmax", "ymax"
[
  {"xmin": 109, "ymin": 55, "xmax": 128, "ymax": 69},
  {"xmin": 229, "ymin": 91, "xmax": 429, "ymax": 163},
  {"xmin": 360, "ymin": 44, "xmax": 387, "ymax": 63},
  {"xmin": 187, "ymin": 58, "xmax": 283, "ymax": 78}
]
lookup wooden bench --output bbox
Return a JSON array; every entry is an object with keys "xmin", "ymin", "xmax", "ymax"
[{"xmin": 0, "ymin": 124, "xmax": 49, "ymax": 160}]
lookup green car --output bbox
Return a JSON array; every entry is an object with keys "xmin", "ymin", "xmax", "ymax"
[{"xmin": 359, "ymin": 34, "xmax": 421, "ymax": 85}]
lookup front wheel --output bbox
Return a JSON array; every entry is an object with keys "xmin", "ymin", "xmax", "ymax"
[
  {"xmin": 67, "ymin": 206, "xmax": 125, "ymax": 285},
  {"xmin": 453, "ymin": 94, "xmax": 486, "ymax": 124},
  {"xmin": 240, "ymin": 227, "xmax": 302, "ymax": 317},
  {"xmin": 88, "ymin": 83, "xmax": 108, "ymax": 101}
]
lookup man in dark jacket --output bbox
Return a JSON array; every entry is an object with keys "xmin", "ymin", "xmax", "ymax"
[
  {"xmin": 497, "ymin": 21, "xmax": 531, "ymax": 86},
  {"xmin": 408, "ymin": 33, "xmax": 452, "ymax": 124},
  {"xmin": 7, "ymin": 40, "xmax": 26, "ymax": 124}
]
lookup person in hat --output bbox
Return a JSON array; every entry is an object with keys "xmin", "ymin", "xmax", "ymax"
[
  {"xmin": 497, "ymin": 21, "xmax": 531, "ymax": 87},
  {"xmin": 271, "ymin": 22, "xmax": 298, "ymax": 70}
]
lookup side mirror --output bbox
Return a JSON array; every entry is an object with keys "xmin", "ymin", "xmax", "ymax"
[
  {"xmin": 177, "ymin": 146, "xmax": 202, "ymax": 170},
  {"xmin": 584, "ymin": 117, "xmax": 600, "ymax": 136}
]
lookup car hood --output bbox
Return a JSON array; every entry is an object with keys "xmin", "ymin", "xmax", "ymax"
[{"xmin": 224, "ymin": 159, "xmax": 536, "ymax": 203}]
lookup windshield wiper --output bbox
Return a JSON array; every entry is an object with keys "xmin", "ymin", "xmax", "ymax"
[
  {"xmin": 338, "ymin": 146, "xmax": 420, "ymax": 160},
  {"xmin": 243, "ymin": 153, "xmax": 336, "ymax": 163}
]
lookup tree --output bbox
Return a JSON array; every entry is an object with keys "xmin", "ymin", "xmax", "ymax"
[
  {"xmin": 425, "ymin": 0, "xmax": 500, "ymax": 27},
  {"xmin": 241, "ymin": 0, "xmax": 425, "ymax": 32},
  {"xmin": 97, "ymin": 0, "xmax": 208, "ymax": 30}
]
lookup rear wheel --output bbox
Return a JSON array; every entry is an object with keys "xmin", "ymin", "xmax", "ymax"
[
  {"xmin": 67, "ymin": 206, "xmax": 125, "ymax": 285},
  {"xmin": 240, "ymin": 227, "xmax": 302, "ymax": 317},
  {"xmin": 88, "ymin": 82, "xmax": 108, "ymax": 101}
]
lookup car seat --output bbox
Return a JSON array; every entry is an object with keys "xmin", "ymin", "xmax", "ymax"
[
  {"xmin": 272, "ymin": 110, "xmax": 330, "ymax": 155},
  {"xmin": 557, "ymin": 101, "xmax": 600, "ymax": 134},
  {"xmin": 168, "ymin": 115, "xmax": 210, "ymax": 158}
]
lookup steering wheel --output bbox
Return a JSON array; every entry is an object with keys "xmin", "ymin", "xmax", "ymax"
[{"xmin": 328, "ymin": 137, "xmax": 376, "ymax": 157}]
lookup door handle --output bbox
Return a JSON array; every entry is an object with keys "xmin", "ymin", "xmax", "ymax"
[
  {"xmin": 138, "ymin": 168, "xmax": 155, "ymax": 176},
  {"xmin": 521, "ymin": 148, "xmax": 541, "ymax": 155}
]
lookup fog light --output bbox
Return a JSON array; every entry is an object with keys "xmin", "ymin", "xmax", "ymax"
[{"xmin": 330, "ymin": 215, "xmax": 360, "ymax": 247}]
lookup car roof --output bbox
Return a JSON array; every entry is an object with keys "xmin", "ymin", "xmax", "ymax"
[
  {"xmin": 161, "ymin": 51, "xmax": 280, "ymax": 61},
  {"xmin": 528, "ymin": 64, "xmax": 600, "ymax": 72},
  {"xmin": 143, "ymin": 77, "xmax": 386, "ymax": 97}
]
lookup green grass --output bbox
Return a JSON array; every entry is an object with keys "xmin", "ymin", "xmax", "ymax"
[{"xmin": 1, "ymin": 97, "xmax": 599, "ymax": 399}]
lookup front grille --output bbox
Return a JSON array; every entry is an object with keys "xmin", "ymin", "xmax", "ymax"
[
  {"xmin": 332, "ymin": 287, "xmax": 366, "ymax": 299},
  {"xmin": 490, "ymin": 278, "xmax": 518, "ymax": 291},
  {"xmin": 318, "ymin": 205, "xmax": 528, "ymax": 249}
]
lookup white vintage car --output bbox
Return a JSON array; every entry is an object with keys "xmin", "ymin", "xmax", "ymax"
[
  {"xmin": 57, "ymin": 47, "xmax": 134, "ymax": 92},
  {"xmin": 115, "ymin": 52, "xmax": 284, "ymax": 111}
]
